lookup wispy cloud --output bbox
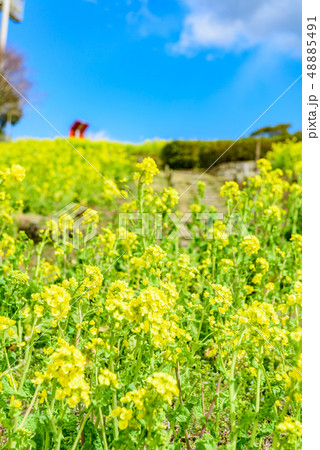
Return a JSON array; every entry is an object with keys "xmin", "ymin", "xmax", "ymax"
[
  {"xmin": 86, "ymin": 129, "xmax": 111, "ymax": 141},
  {"xmin": 170, "ymin": 0, "xmax": 301, "ymax": 57},
  {"xmin": 126, "ymin": 0, "xmax": 179, "ymax": 38}
]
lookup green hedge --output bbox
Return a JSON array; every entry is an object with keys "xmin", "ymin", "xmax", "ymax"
[
  {"xmin": 161, "ymin": 134, "xmax": 301, "ymax": 169},
  {"xmin": 198, "ymin": 138, "xmax": 273, "ymax": 168},
  {"xmin": 161, "ymin": 140, "xmax": 201, "ymax": 169}
]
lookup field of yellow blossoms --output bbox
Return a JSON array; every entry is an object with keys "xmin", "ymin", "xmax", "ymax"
[{"xmin": 0, "ymin": 140, "xmax": 301, "ymax": 449}]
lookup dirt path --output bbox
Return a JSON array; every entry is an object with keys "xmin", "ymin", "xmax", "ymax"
[
  {"xmin": 167, "ymin": 170, "xmax": 226, "ymax": 213},
  {"xmin": 15, "ymin": 170, "xmax": 228, "ymax": 244}
]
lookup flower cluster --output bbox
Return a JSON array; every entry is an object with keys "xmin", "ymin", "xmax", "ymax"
[
  {"xmin": 78, "ymin": 265, "xmax": 103, "ymax": 300},
  {"xmin": 42, "ymin": 285, "xmax": 71, "ymax": 319},
  {"xmin": 111, "ymin": 406, "xmax": 133, "ymax": 430},
  {"xmin": 276, "ymin": 417, "xmax": 302, "ymax": 447},
  {"xmin": 0, "ymin": 316, "xmax": 16, "ymax": 335},
  {"xmin": 145, "ymin": 372, "xmax": 179, "ymax": 405},
  {"xmin": 240, "ymin": 235, "xmax": 260, "ymax": 256},
  {"xmin": 220, "ymin": 180, "xmax": 240, "ymax": 201},
  {"xmin": 134, "ymin": 157, "xmax": 159, "ymax": 185},
  {"xmin": 115, "ymin": 372, "xmax": 179, "ymax": 429},
  {"xmin": 98, "ymin": 368, "xmax": 119, "ymax": 388},
  {"xmin": 44, "ymin": 339, "xmax": 90, "ymax": 408}
]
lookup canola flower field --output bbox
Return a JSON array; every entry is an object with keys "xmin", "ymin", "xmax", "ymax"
[
  {"xmin": 0, "ymin": 139, "xmax": 165, "ymax": 215},
  {"xmin": 0, "ymin": 140, "xmax": 301, "ymax": 449}
]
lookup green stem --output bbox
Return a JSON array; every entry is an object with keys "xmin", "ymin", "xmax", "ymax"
[
  {"xmin": 218, "ymin": 343, "xmax": 227, "ymax": 376},
  {"xmin": 16, "ymin": 385, "xmax": 40, "ymax": 430},
  {"xmin": 250, "ymin": 346, "xmax": 264, "ymax": 447},
  {"xmin": 19, "ymin": 319, "xmax": 37, "ymax": 393},
  {"xmin": 71, "ymin": 407, "xmax": 93, "ymax": 450},
  {"xmin": 50, "ymin": 379, "xmax": 57, "ymax": 413},
  {"xmin": 229, "ymin": 354, "xmax": 238, "ymax": 449},
  {"xmin": 4, "ymin": 346, "xmax": 16, "ymax": 390},
  {"xmin": 35, "ymin": 239, "xmax": 46, "ymax": 278},
  {"xmin": 228, "ymin": 331, "xmax": 245, "ymax": 450},
  {"xmin": 147, "ymin": 412, "xmax": 153, "ymax": 439},
  {"xmin": 55, "ymin": 403, "xmax": 67, "ymax": 450},
  {"xmin": 250, "ymin": 371, "xmax": 262, "ymax": 446},
  {"xmin": 262, "ymin": 365, "xmax": 278, "ymax": 418},
  {"xmin": 137, "ymin": 177, "xmax": 146, "ymax": 250},
  {"xmin": 109, "ymin": 358, "xmax": 118, "ymax": 440},
  {"xmin": 44, "ymin": 397, "xmax": 58, "ymax": 435},
  {"xmin": 271, "ymin": 434, "xmax": 278, "ymax": 449},
  {"xmin": 44, "ymin": 430, "xmax": 50, "ymax": 450},
  {"xmin": 18, "ymin": 342, "xmax": 34, "ymax": 392},
  {"xmin": 55, "ymin": 429, "xmax": 63, "ymax": 450},
  {"xmin": 133, "ymin": 335, "xmax": 144, "ymax": 382},
  {"xmin": 196, "ymin": 303, "xmax": 208, "ymax": 343},
  {"xmin": 99, "ymin": 408, "xmax": 109, "ymax": 450}
]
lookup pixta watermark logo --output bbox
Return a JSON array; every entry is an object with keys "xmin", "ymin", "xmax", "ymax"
[
  {"xmin": 51, "ymin": 203, "xmax": 98, "ymax": 249},
  {"xmin": 118, "ymin": 212, "xmax": 248, "ymax": 240}
]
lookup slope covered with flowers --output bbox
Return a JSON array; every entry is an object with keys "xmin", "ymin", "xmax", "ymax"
[
  {"xmin": 0, "ymin": 139, "xmax": 165, "ymax": 215},
  {"xmin": 0, "ymin": 148, "xmax": 301, "ymax": 449}
]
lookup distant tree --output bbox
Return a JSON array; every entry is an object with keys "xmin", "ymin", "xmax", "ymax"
[
  {"xmin": 0, "ymin": 49, "xmax": 31, "ymax": 137},
  {"xmin": 292, "ymin": 131, "xmax": 302, "ymax": 141},
  {"xmin": 250, "ymin": 123, "xmax": 292, "ymax": 138}
]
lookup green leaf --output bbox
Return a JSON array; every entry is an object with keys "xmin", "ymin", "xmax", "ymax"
[
  {"xmin": 167, "ymin": 443, "xmax": 182, "ymax": 450},
  {"xmin": 29, "ymin": 413, "xmax": 49, "ymax": 448},
  {"xmin": 1, "ymin": 377, "xmax": 28, "ymax": 398},
  {"xmin": 195, "ymin": 433, "xmax": 217, "ymax": 450},
  {"xmin": 238, "ymin": 410, "xmax": 256, "ymax": 433},
  {"xmin": 24, "ymin": 414, "xmax": 39, "ymax": 433},
  {"xmin": 21, "ymin": 380, "xmax": 35, "ymax": 398},
  {"xmin": 193, "ymin": 404, "xmax": 204, "ymax": 420},
  {"xmin": 63, "ymin": 413, "xmax": 79, "ymax": 437},
  {"xmin": 190, "ymin": 324, "xmax": 199, "ymax": 339},
  {"xmin": 83, "ymin": 420, "xmax": 104, "ymax": 450},
  {"xmin": 175, "ymin": 405, "xmax": 191, "ymax": 425}
]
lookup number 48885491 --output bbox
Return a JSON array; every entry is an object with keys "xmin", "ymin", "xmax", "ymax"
[{"xmin": 307, "ymin": 18, "xmax": 316, "ymax": 79}]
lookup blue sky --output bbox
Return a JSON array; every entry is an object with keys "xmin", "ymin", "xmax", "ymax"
[{"xmin": 4, "ymin": 0, "xmax": 301, "ymax": 141}]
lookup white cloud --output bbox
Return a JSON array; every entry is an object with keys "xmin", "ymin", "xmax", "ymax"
[
  {"xmin": 86, "ymin": 130, "xmax": 111, "ymax": 141},
  {"xmin": 126, "ymin": 1, "xmax": 179, "ymax": 38},
  {"xmin": 170, "ymin": 0, "xmax": 301, "ymax": 57}
]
